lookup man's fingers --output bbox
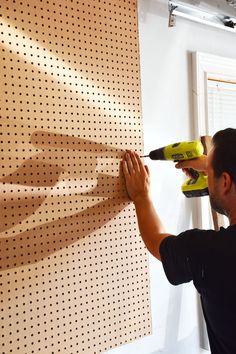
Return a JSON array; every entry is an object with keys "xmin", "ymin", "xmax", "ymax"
[
  {"xmin": 144, "ymin": 165, "xmax": 150, "ymax": 176},
  {"xmin": 175, "ymin": 160, "xmax": 195, "ymax": 169},
  {"xmin": 122, "ymin": 160, "xmax": 130, "ymax": 178},
  {"xmin": 134, "ymin": 152, "xmax": 147, "ymax": 175},
  {"xmin": 125, "ymin": 152, "xmax": 133, "ymax": 175},
  {"xmin": 175, "ymin": 161, "xmax": 188, "ymax": 169},
  {"xmin": 121, "ymin": 151, "xmax": 151, "ymax": 203},
  {"xmin": 122, "ymin": 150, "xmax": 148, "ymax": 177},
  {"xmin": 130, "ymin": 151, "xmax": 140, "ymax": 172},
  {"xmin": 125, "ymin": 151, "xmax": 135, "ymax": 175}
]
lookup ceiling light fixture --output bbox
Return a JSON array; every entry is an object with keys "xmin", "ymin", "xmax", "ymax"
[
  {"xmin": 226, "ymin": 0, "xmax": 236, "ymax": 7},
  {"xmin": 169, "ymin": 0, "xmax": 236, "ymax": 32}
]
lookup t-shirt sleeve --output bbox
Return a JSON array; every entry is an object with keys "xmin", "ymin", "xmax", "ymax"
[{"xmin": 159, "ymin": 228, "xmax": 216, "ymax": 286}]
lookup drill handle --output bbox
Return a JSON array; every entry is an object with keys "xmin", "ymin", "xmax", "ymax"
[{"xmin": 188, "ymin": 168, "xmax": 199, "ymax": 180}]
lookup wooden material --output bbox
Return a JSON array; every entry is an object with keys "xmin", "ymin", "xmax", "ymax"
[
  {"xmin": 201, "ymin": 136, "xmax": 225, "ymax": 231},
  {"xmin": 0, "ymin": 1, "xmax": 151, "ymax": 353},
  {"xmin": 208, "ymin": 77, "xmax": 236, "ymax": 85}
]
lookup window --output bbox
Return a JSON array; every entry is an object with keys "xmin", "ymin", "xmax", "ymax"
[
  {"xmin": 207, "ymin": 79, "xmax": 236, "ymax": 135},
  {"xmin": 192, "ymin": 52, "xmax": 236, "ymax": 230}
]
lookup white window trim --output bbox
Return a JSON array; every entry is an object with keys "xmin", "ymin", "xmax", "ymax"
[{"xmin": 192, "ymin": 52, "xmax": 236, "ymax": 138}]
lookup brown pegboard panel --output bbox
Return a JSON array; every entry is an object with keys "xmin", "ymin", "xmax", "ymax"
[{"xmin": 0, "ymin": 0, "xmax": 151, "ymax": 353}]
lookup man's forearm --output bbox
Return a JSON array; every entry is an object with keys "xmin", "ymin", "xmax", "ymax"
[{"xmin": 134, "ymin": 197, "xmax": 171, "ymax": 261}]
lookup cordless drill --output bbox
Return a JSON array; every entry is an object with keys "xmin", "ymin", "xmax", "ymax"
[{"xmin": 142, "ymin": 141, "xmax": 209, "ymax": 198}]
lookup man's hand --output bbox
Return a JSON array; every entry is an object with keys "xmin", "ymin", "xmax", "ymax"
[
  {"xmin": 122, "ymin": 150, "xmax": 150, "ymax": 204},
  {"xmin": 121, "ymin": 150, "xmax": 170, "ymax": 261},
  {"xmin": 175, "ymin": 155, "xmax": 208, "ymax": 175}
]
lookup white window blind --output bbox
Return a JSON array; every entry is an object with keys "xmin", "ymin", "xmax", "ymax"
[{"xmin": 207, "ymin": 79, "xmax": 236, "ymax": 135}]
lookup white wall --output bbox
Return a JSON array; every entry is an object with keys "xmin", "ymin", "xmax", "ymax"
[{"xmin": 106, "ymin": 1, "xmax": 236, "ymax": 353}]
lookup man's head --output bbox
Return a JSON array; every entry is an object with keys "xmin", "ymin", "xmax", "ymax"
[{"xmin": 208, "ymin": 128, "xmax": 236, "ymax": 216}]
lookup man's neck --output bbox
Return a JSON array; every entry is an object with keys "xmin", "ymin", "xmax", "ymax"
[
  {"xmin": 227, "ymin": 207, "xmax": 236, "ymax": 225},
  {"xmin": 229, "ymin": 217, "xmax": 236, "ymax": 226},
  {"xmin": 224, "ymin": 194, "xmax": 236, "ymax": 226}
]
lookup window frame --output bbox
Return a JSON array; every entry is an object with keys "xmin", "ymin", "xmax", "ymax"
[{"xmin": 192, "ymin": 52, "xmax": 236, "ymax": 137}]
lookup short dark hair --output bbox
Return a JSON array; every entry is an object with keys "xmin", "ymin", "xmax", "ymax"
[{"xmin": 212, "ymin": 128, "xmax": 236, "ymax": 185}]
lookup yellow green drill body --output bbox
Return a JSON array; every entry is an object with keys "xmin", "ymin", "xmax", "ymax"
[{"xmin": 143, "ymin": 141, "xmax": 208, "ymax": 198}]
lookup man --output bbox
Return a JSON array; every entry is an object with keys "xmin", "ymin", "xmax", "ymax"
[{"xmin": 122, "ymin": 128, "xmax": 236, "ymax": 354}]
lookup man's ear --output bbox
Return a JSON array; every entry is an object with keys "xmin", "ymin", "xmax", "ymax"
[{"xmin": 222, "ymin": 172, "xmax": 233, "ymax": 194}]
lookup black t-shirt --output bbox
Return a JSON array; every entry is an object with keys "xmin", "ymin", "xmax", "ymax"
[{"xmin": 159, "ymin": 225, "xmax": 236, "ymax": 354}]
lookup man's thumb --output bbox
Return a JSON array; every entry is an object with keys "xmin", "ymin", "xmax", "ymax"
[{"xmin": 175, "ymin": 161, "xmax": 188, "ymax": 169}]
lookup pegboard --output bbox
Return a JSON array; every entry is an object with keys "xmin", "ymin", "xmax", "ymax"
[{"xmin": 0, "ymin": 0, "xmax": 151, "ymax": 353}]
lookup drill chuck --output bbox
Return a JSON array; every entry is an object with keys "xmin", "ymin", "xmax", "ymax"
[{"xmin": 149, "ymin": 147, "xmax": 165, "ymax": 160}]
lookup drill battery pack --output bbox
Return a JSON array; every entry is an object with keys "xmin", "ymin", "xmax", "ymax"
[{"xmin": 182, "ymin": 170, "xmax": 209, "ymax": 198}]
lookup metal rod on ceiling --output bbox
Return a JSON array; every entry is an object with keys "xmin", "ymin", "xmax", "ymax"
[{"xmin": 168, "ymin": 0, "xmax": 236, "ymax": 32}]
